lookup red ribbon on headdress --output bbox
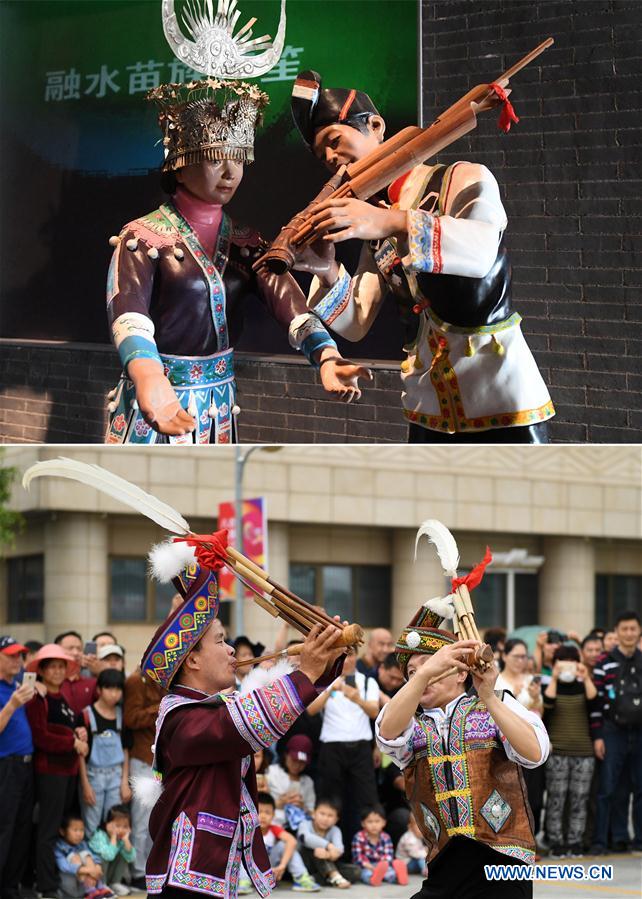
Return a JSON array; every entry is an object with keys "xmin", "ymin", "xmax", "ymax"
[
  {"xmin": 490, "ymin": 83, "xmax": 520, "ymax": 133},
  {"xmin": 451, "ymin": 546, "xmax": 493, "ymax": 591},
  {"xmin": 173, "ymin": 529, "xmax": 229, "ymax": 571}
]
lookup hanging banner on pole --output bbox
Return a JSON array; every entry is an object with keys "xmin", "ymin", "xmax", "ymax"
[{"xmin": 218, "ymin": 497, "xmax": 268, "ymax": 601}]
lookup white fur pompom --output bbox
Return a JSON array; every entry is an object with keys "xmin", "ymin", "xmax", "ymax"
[
  {"xmin": 239, "ymin": 659, "xmax": 294, "ymax": 696},
  {"xmin": 148, "ymin": 539, "xmax": 196, "ymax": 583},
  {"xmin": 131, "ymin": 767, "xmax": 163, "ymax": 811},
  {"xmin": 424, "ymin": 595, "xmax": 456, "ymax": 620},
  {"xmin": 406, "ymin": 630, "xmax": 421, "ymax": 649}
]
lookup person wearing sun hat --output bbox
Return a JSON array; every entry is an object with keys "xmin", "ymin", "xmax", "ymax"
[
  {"xmin": 135, "ymin": 538, "xmax": 346, "ymax": 899},
  {"xmin": 24, "ymin": 644, "xmax": 90, "ymax": 899},
  {"xmin": 0, "ymin": 636, "xmax": 39, "ymax": 899},
  {"xmin": 374, "ymin": 597, "xmax": 550, "ymax": 899}
]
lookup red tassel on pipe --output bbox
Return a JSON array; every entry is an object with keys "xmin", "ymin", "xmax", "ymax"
[
  {"xmin": 173, "ymin": 529, "xmax": 229, "ymax": 571},
  {"xmin": 452, "ymin": 546, "xmax": 493, "ymax": 591},
  {"xmin": 490, "ymin": 83, "xmax": 520, "ymax": 133}
]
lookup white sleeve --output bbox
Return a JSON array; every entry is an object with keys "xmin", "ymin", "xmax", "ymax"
[
  {"xmin": 302, "ymin": 775, "xmax": 316, "ymax": 814},
  {"xmin": 374, "ymin": 705, "xmax": 416, "ymax": 770},
  {"xmin": 498, "ymin": 692, "xmax": 551, "ymax": 769},
  {"xmin": 402, "ymin": 162, "xmax": 507, "ymax": 279},
  {"xmin": 365, "ymin": 677, "xmax": 381, "ymax": 704},
  {"xmin": 307, "ymin": 243, "xmax": 387, "ymax": 341}
]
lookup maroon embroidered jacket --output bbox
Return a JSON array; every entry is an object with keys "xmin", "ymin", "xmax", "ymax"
[{"xmin": 146, "ymin": 670, "xmax": 319, "ymax": 898}]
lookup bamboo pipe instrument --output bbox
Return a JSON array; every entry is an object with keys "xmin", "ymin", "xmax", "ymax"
[
  {"xmin": 423, "ymin": 643, "xmax": 495, "ymax": 686},
  {"xmin": 191, "ymin": 535, "xmax": 365, "ymax": 649},
  {"xmin": 284, "ymin": 37, "xmax": 555, "ymax": 253},
  {"xmin": 224, "ymin": 545, "xmax": 342, "ymax": 631},
  {"xmin": 235, "ymin": 623, "xmax": 366, "ymax": 668},
  {"xmin": 456, "ymin": 584, "xmax": 482, "ymax": 641}
]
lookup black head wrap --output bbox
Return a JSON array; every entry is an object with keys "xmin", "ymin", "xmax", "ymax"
[{"xmin": 291, "ymin": 70, "xmax": 379, "ymax": 149}]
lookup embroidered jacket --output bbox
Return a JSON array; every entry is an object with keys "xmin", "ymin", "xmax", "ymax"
[
  {"xmin": 105, "ymin": 200, "xmax": 336, "ymax": 444},
  {"xmin": 375, "ymin": 692, "xmax": 550, "ymax": 866},
  {"xmin": 307, "ymin": 162, "xmax": 554, "ymax": 435},
  {"xmin": 145, "ymin": 671, "xmax": 319, "ymax": 898}
]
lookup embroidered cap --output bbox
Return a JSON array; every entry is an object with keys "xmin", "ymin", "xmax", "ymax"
[
  {"xmin": 141, "ymin": 542, "xmax": 220, "ymax": 690},
  {"xmin": 291, "ymin": 70, "xmax": 380, "ymax": 149},
  {"xmin": 395, "ymin": 601, "xmax": 457, "ymax": 680}
]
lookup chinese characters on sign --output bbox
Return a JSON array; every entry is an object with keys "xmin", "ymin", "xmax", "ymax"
[{"xmin": 44, "ymin": 47, "xmax": 305, "ymax": 101}]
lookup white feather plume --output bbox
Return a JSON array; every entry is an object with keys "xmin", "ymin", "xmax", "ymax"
[
  {"xmin": 424, "ymin": 594, "xmax": 456, "ymax": 620},
  {"xmin": 22, "ymin": 458, "xmax": 191, "ymax": 535},
  {"xmin": 238, "ymin": 658, "xmax": 293, "ymax": 696},
  {"xmin": 130, "ymin": 768, "xmax": 163, "ymax": 812},
  {"xmin": 415, "ymin": 519, "xmax": 460, "ymax": 577},
  {"xmin": 149, "ymin": 539, "xmax": 196, "ymax": 583}
]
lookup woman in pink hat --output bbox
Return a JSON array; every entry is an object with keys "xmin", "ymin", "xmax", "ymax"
[{"xmin": 26, "ymin": 644, "xmax": 90, "ymax": 899}]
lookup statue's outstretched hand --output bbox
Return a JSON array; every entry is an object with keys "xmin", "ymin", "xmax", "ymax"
[
  {"xmin": 129, "ymin": 361, "xmax": 195, "ymax": 435},
  {"xmin": 318, "ymin": 352, "xmax": 373, "ymax": 403}
]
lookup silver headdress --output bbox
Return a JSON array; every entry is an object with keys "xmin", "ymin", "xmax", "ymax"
[
  {"xmin": 162, "ymin": 0, "xmax": 287, "ymax": 79},
  {"xmin": 151, "ymin": 0, "xmax": 287, "ymax": 169}
]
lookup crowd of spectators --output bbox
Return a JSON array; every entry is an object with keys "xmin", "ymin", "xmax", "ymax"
[{"xmin": 1, "ymin": 609, "xmax": 641, "ymax": 898}]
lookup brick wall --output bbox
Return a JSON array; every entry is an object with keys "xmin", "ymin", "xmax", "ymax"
[
  {"xmin": 0, "ymin": 340, "xmax": 407, "ymax": 444},
  {"xmin": 423, "ymin": 0, "xmax": 642, "ymax": 442}
]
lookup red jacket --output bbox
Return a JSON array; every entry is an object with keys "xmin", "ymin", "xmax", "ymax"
[
  {"xmin": 146, "ymin": 670, "xmax": 318, "ymax": 897},
  {"xmin": 60, "ymin": 676, "xmax": 97, "ymax": 716},
  {"xmin": 26, "ymin": 693, "xmax": 79, "ymax": 776}
]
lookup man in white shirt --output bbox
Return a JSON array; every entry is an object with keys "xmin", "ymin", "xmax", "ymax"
[
  {"xmin": 308, "ymin": 649, "xmax": 380, "ymax": 843},
  {"xmin": 375, "ymin": 603, "xmax": 550, "ymax": 898}
]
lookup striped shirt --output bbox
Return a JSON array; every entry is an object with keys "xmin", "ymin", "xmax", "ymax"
[
  {"xmin": 590, "ymin": 648, "xmax": 642, "ymax": 739},
  {"xmin": 543, "ymin": 682, "xmax": 594, "ymax": 756}
]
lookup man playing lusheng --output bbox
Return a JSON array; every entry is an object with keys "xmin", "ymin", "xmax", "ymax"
[
  {"xmin": 138, "ymin": 543, "xmax": 347, "ymax": 899},
  {"xmin": 375, "ymin": 601, "xmax": 550, "ymax": 898},
  {"xmin": 290, "ymin": 72, "xmax": 554, "ymax": 444}
]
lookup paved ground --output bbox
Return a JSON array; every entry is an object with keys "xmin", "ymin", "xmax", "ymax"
[{"xmin": 129, "ymin": 853, "xmax": 642, "ymax": 899}]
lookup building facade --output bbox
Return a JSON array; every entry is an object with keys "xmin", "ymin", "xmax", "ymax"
[{"xmin": 1, "ymin": 446, "xmax": 641, "ymax": 664}]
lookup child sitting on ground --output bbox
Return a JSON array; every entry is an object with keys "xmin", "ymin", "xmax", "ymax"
[
  {"xmin": 351, "ymin": 806, "xmax": 408, "ymax": 886},
  {"xmin": 55, "ymin": 814, "xmax": 114, "ymax": 899},
  {"xmin": 297, "ymin": 798, "xmax": 355, "ymax": 889},
  {"xmin": 395, "ymin": 813, "xmax": 427, "ymax": 876},
  {"xmin": 88, "ymin": 805, "xmax": 136, "ymax": 895},
  {"xmin": 257, "ymin": 792, "xmax": 320, "ymax": 892}
]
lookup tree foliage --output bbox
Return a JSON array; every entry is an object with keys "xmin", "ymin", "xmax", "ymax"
[{"xmin": 0, "ymin": 450, "xmax": 24, "ymax": 546}]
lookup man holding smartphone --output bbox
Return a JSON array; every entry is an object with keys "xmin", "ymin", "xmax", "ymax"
[
  {"xmin": 0, "ymin": 635, "xmax": 38, "ymax": 899},
  {"xmin": 307, "ymin": 648, "xmax": 381, "ymax": 845}
]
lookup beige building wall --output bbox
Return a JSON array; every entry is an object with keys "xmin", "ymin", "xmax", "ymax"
[{"xmin": 2, "ymin": 445, "xmax": 641, "ymax": 663}]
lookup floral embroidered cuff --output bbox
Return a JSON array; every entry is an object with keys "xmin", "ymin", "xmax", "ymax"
[
  {"xmin": 309, "ymin": 266, "xmax": 351, "ymax": 325},
  {"xmin": 403, "ymin": 209, "xmax": 443, "ymax": 274}
]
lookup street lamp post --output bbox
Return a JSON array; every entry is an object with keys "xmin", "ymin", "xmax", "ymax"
[{"xmin": 234, "ymin": 445, "xmax": 281, "ymax": 637}]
